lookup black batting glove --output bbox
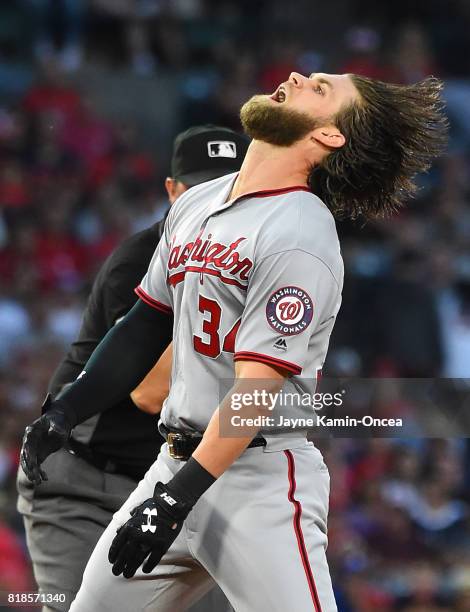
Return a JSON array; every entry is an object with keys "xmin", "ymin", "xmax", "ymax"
[
  {"xmin": 20, "ymin": 394, "xmax": 73, "ymax": 485},
  {"xmin": 109, "ymin": 457, "xmax": 216, "ymax": 578},
  {"xmin": 108, "ymin": 482, "xmax": 192, "ymax": 578}
]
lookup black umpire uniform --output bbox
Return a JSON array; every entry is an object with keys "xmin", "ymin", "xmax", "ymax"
[{"xmin": 17, "ymin": 125, "xmax": 249, "ymax": 612}]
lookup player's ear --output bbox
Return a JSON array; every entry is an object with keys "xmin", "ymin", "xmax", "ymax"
[
  {"xmin": 165, "ymin": 177, "xmax": 178, "ymax": 204},
  {"xmin": 311, "ymin": 125, "xmax": 346, "ymax": 150}
]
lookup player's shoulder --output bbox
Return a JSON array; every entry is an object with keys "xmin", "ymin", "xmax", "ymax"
[
  {"xmin": 296, "ymin": 190, "xmax": 340, "ymax": 252},
  {"xmin": 168, "ymin": 173, "xmax": 237, "ymax": 228},
  {"xmin": 259, "ymin": 188, "xmax": 341, "ymax": 272}
]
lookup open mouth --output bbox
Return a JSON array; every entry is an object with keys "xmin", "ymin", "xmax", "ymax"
[{"xmin": 271, "ymin": 85, "xmax": 287, "ymax": 103}]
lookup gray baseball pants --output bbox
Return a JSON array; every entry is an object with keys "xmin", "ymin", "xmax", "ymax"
[{"xmin": 69, "ymin": 437, "xmax": 337, "ymax": 611}]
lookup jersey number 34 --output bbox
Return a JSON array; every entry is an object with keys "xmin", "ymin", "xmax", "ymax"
[{"xmin": 193, "ymin": 295, "xmax": 240, "ymax": 358}]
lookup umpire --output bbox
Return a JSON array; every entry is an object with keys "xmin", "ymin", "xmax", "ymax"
[{"xmin": 17, "ymin": 125, "xmax": 249, "ymax": 612}]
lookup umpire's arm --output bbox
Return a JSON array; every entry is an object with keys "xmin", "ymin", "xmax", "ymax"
[
  {"xmin": 20, "ymin": 299, "xmax": 172, "ymax": 484},
  {"xmin": 130, "ymin": 343, "xmax": 173, "ymax": 414}
]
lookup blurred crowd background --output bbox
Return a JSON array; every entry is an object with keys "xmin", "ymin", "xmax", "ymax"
[{"xmin": 1, "ymin": 1, "xmax": 470, "ymax": 610}]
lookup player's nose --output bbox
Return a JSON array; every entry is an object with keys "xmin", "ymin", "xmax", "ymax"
[{"xmin": 288, "ymin": 72, "xmax": 306, "ymax": 88}]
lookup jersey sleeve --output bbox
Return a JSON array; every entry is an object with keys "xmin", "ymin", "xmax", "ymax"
[
  {"xmin": 233, "ymin": 249, "xmax": 340, "ymax": 375},
  {"xmin": 135, "ymin": 222, "xmax": 173, "ymax": 314}
]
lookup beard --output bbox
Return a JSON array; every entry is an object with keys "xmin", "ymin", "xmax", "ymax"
[{"xmin": 240, "ymin": 95, "xmax": 320, "ymax": 147}]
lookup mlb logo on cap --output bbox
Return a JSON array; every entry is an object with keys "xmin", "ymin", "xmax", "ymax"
[
  {"xmin": 171, "ymin": 126, "xmax": 248, "ymax": 186},
  {"xmin": 208, "ymin": 141, "xmax": 237, "ymax": 159}
]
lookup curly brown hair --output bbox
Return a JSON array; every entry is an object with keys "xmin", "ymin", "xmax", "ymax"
[{"xmin": 308, "ymin": 75, "xmax": 448, "ymax": 220}]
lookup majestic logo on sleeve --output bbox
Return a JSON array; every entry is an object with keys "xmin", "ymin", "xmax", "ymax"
[
  {"xmin": 266, "ymin": 286, "xmax": 313, "ymax": 335},
  {"xmin": 168, "ymin": 231, "xmax": 253, "ymax": 290}
]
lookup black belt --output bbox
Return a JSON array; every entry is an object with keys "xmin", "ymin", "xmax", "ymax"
[
  {"xmin": 160, "ymin": 424, "xmax": 267, "ymax": 461},
  {"xmin": 66, "ymin": 438, "xmax": 146, "ymax": 482}
]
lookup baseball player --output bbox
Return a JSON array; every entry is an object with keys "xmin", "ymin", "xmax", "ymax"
[
  {"xmin": 20, "ymin": 72, "xmax": 447, "ymax": 611},
  {"xmin": 17, "ymin": 125, "xmax": 248, "ymax": 612}
]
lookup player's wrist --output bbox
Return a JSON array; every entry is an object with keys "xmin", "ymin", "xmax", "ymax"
[
  {"xmin": 159, "ymin": 457, "xmax": 216, "ymax": 508},
  {"xmin": 41, "ymin": 394, "xmax": 76, "ymax": 431},
  {"xmin": 150, "ymin": 483, "xmax": 192, "ymax": 524}
]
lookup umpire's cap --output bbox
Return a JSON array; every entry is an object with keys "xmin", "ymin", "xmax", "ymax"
[{"xmin": 171, "ymin": 125, "xmax": 249, "ymax": 187}]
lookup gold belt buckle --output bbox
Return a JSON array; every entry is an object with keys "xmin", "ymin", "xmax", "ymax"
[{"xmin": 167, "ymin": 432, "xmax": 186, "ymax": 460}]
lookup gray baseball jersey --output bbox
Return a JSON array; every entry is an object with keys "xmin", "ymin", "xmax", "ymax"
[{"xmin": 137, "ymin": 172, "xmax": 343, "ymax": 432}]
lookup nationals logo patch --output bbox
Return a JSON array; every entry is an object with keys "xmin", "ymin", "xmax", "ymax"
[{"xmin": 266, "ymin": 286, "xmax": 313, "ymax": 336}]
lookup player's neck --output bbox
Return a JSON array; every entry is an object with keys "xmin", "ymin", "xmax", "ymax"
[{"xmin": 228, "ymin": 140, "xmax": 310, "ymax": 200}]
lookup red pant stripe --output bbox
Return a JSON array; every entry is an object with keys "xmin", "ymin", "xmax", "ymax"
[{"xmin": 284, "ymin": 449, "xmax": 322, "ymax": 612}]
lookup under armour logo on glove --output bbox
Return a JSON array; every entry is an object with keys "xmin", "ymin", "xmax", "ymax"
[
  {"xmin": 108, "ymin": 483, "xmax": 192, "ymax": 579},
  {"xmin": 142, "ymin": 507, "xmax": 158, "ymax": 533}
]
